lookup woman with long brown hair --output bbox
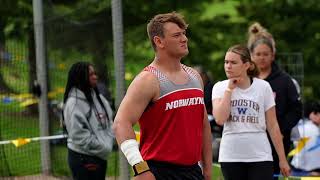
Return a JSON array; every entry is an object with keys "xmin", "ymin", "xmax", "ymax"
[{"xmin": 212, "ymin": 45, "xmax": 290, "ymax": 180}]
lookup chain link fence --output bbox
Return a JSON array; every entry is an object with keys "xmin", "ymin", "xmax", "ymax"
[{"xmin": 0, "ymin": 1, "xmax": 118, "ymax": 179}]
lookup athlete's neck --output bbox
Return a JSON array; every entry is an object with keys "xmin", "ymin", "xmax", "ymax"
[
  {"xmin": 152, "ymin": 55, "xmax": 182, "ymax": 72},
  {"xmin": 151, "ymin": 56, "xmax": 189, "ymax": 85}
]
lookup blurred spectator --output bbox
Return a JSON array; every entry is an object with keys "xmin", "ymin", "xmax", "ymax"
[
  {"xmin": 248, "ymin": 22, "xmax": 302, "ymax": 179},
  {"xmin": 63, "ymin": 62, "xmax": 114, "ymax": 180},
  {"xmin": 291, "ymin": 101, "xmax": 320, "ymax": 139},
  {"xmin": 290, "ymin": 101, "xmax": 320, "ymax": 175},
  {"xmin": 194, "ymin": 65, "xmax": 223, "ymax": 137},
  {"xmin": 193, "ymin": 66, "xmax": 213, "ymax": 113},
  {"xmin": 194, "ymin": 65, "xmax": 222, "ymax": 163}
]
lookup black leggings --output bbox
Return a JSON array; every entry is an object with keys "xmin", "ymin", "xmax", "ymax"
[
  {"xmin": 68, "ymin": 148, "xmax": 107, "ymax": 180},
  {"xmin": 221, "ymin": 161, "xmax": 273, "ymax": 180},
  {"xmin": 147, "ymin": 160, "xmax": 204, "ymax": 180}
]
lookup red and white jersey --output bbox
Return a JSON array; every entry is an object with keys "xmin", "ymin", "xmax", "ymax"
[{"xmin": 139, "ymin": 65, "xmax": 204, "ymax": 165}]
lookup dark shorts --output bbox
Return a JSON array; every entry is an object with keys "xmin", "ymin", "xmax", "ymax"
[{"xmin": 147, "ymin": 160, "xmax": 204, "ymax": 180}]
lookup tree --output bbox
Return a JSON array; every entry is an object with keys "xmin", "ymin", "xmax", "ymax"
[
  {"xmin": 121, "ymin": 0, "xmax": 320, "ymax": 100},
  {"xmin": 44, "ymin": 0, "xmax": 114, "ymax": 97},
  {"xmin": 239, "ymin": 0, "xmax": 320, "ymax": 100},
  {"xmin": 0, "ymin": 1, "xmax": 39, "ymax": 95}
]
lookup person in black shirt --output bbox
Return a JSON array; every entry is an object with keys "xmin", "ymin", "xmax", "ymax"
[
  {"xmin": 248, "ymin": 22, "xmax": 302, "ymax": 179},
  {"xmin": 194, "ymin": 66, "xmax": 222, "ymax": 162}
]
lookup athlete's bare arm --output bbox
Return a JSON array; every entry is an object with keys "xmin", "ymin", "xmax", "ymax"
[
  {"xmin": 191, "ymin": 67, "xmax": 212, "ymax": 180},
  {"xmin": 266, "ymin": 106, "xmax": 291, "ymax": 177},
  {"xmin": 202, "ymin": 108, "xmax": 213, "ymax": 180},
  {"xmin": 113, "ymin": 71, "xmax": 159, "ymax": 145},
  {"xmin": 113, "ymin": 71, "xmax": 158, "ymax": 180}
]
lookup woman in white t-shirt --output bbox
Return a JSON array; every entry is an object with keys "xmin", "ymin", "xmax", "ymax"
[{"xmin": 212, "ymin": 44, "xmax": 290, "ymax": 180}]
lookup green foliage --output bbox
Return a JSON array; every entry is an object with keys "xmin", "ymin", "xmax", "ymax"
[
  {"xmin": 2, "ymin": 0, "xmax": 320, "ymax": 99},
  {"xmin": 200, "ymin": 1, "xmax": 245, "ymax": 23},
  {"xmin": 239, "ymin": 0, "xmax": 320, "ymax": 100},
  {"xmin": 121, "ymin": 0, "xmax": 320, "ymax": 100},
  {"xmin": 3, "ymin": 0, "xmax": 319, "ymax": 99},
  {"xmin": 1, "ymin": 1, "xmax": 32, "ymax": 40},
  {"xmin": 0, "ymin": 40, "xmax": 29, "ymax": 93}
]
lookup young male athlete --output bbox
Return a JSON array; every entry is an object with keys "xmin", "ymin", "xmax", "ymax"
[{"xmin": 112, "ymin": 12, "xmax": 212, "ymax": 180}]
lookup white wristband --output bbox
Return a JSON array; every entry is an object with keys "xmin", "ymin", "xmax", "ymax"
[{"xmin": 120, "ymin": 139, "xmax": 144, "ymax": 166}]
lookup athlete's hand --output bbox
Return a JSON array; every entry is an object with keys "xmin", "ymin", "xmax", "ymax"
[
  {"xmin": 202, "ymin": 163, "xmax": 212, "ymax": 180},
  {"xmin": 203, "ymin": 170, "xmax": 212, "ymax": 180},
  {"xmin": 134, "ymin": 171, "xmax": 156, "ymax": 180},
  {"xmin": 279, "ymin": 160, "xmax": 291, "ymax": 177}
]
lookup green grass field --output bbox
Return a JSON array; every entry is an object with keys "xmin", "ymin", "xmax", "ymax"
[{"xmin": 0, "ymin": 112, "xmax": 309, "ymax": 180}]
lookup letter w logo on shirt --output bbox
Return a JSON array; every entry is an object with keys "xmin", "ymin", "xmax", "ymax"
[{"xmin": 237, "ymin": 107, "xmax": 248, "ymax": 114}]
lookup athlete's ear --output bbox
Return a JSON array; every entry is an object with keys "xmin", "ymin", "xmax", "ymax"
[{"xmin": 154, "ymin": 36, "xmax": 164, "ymax": 49}]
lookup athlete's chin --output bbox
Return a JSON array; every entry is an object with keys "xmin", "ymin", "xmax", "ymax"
[
  {"xmin": 181, "ymin": 50, "xmax": 189, "ymax": 57},
  {"xmin": 174, "ymin": 50, "xmax": 189, "ymax": 59}
]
